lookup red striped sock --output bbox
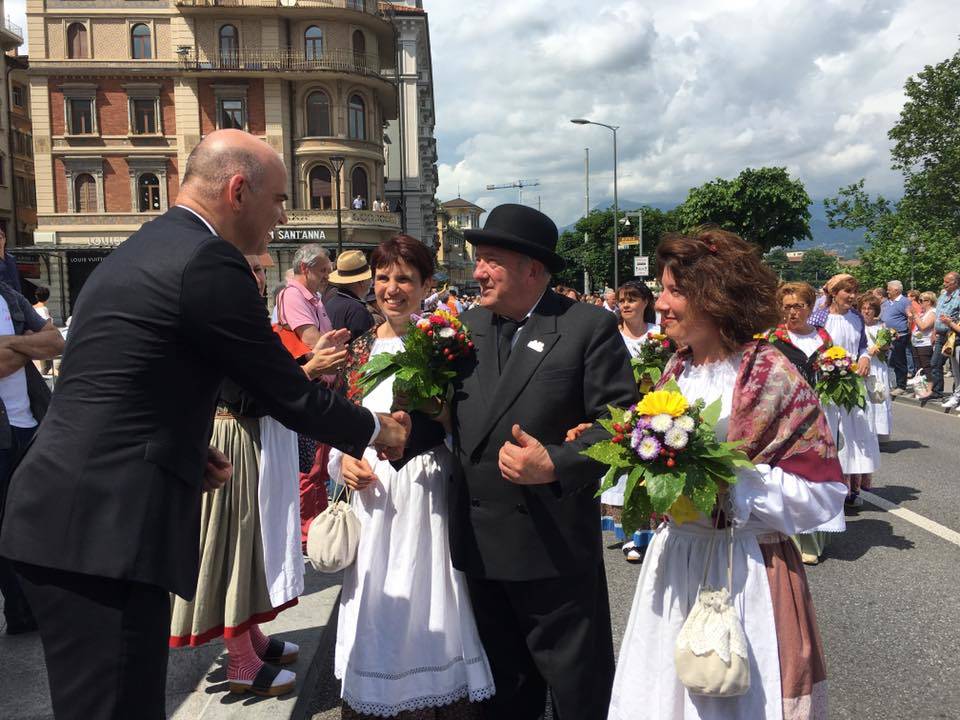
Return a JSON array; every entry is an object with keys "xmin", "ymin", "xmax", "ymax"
[
  {"xmin": 249, "ymin": 623, "xmax": 270, "ymax": 658},
  {"xmin": 225, "ymin": 631, "xmax": 264, "ymax": 682}
]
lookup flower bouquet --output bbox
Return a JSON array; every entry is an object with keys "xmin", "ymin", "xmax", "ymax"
[
  {"xmin": 631, "ymin": 332, "xmax": 676, "ymax": 395},
  {"xmin": 812, "ymin": 345, "xmax": 866, "ymax": 411},
  {"xmin": 580, "ymin": 382, "xmax": 754, "ymax": 536},
  {"xmin": 873, "ymin": 327, "xmax": 895, "ymax": 362},
  {"xmin": 356, "ymin": 309, "xmax": 473, "ymax": 413}
]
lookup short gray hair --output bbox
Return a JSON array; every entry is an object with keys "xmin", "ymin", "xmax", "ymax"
[
  {"xmin": 292, "ymin": 244, "xmax": 329, "ymax": 273},
  {"xmin": 887, "ymin": 280, "xmax": 903, "ymax": 292},
  {"xmin": 182, "ymin": 143, "xmax": 266, "ymax": 200}
]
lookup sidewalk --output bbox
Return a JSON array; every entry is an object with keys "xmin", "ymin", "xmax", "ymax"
[{"xmin": 0, "ymin": 566, "xmax": 343, "ymax": 720}]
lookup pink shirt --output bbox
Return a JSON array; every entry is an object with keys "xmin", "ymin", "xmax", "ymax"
[{"xmin": 278, "ymin": 279, "xmax": 333, "ymax": 334}]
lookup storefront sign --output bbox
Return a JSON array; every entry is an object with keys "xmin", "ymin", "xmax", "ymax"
[
  {"xmin": 272, "ymin": 227, "xmax": 328, "ymax": 242},
  {"xmin": 66, "ymin": 250, "xmax": 111, "ymax": 312}
]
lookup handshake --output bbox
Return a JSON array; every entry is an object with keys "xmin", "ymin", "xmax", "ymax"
[{"xmin": 373, "ymin": 411, "xmax": 412, "ymax": 461}]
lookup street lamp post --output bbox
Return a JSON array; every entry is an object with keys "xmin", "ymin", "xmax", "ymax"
[
  {"xmin": 572, "ymin": 118, "xmax": 620, "ymax": 289},
  {"xmin": 902, "ymin": 232, "xmax": 926, "ymax": 290},
  {"xmin": 329, "ymin": 155, "xmax": 346, "ymax": 255}
]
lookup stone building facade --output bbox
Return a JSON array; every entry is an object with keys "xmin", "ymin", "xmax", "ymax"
[
  {"xmin": 436, "ymin": 197, "xmax": 484, "ymax": 288},
  {"xmin": 20, "ymin": 0, "xmax": 438, "ymax": 322},
  {"xmin": 0, "ymin": 5, "xmax": 25, "ymax": 244}
]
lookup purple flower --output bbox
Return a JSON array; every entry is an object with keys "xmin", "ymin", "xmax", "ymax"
[{"xmin": 635, "ymin": 435, "xmax": 662, "ymax": 462}]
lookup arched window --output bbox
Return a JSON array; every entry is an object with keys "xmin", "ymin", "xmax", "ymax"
[
  {"xmin": 219, "ymin": 25, "xmax": 239, "ymax": 68},
  {"xmin": 138, "ymin": 173, "xmax": 161, "ymax": 212},
  {"xmin": 74, "ymin": 174, "xmax": 97, "ymax": 213},
  {"xmin": 308, "ymin": 165, "xmax": 332, "ymax": 210},
  {"xmin": 305, "ymin": 91, "xmax": 331, "ymax": 136},
  {"xmin": 352, "ymin": 29, "xmax": 366, "ymax": 68},
  {"xmin": 351, "ymin": 166, "xmax": 368, "ymax": 209},
  {"xmin": 348, "ymin": 94, "xmax": 366, "ymax": 140},
  {"xmin": 305, "ymin": 26, "xmax": 323, "ymax": 62},
  {"xmin": 131, "ymin": 23, "xmax": 152, "ymax": 59},
  {"xmin": 67, "ymin": 23, "xmax": 88, "ymax": 59}
]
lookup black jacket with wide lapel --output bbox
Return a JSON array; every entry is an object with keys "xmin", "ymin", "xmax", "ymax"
[{"xmin": 450, "ymin": 290, "xmax": 638, "ymax": 581}]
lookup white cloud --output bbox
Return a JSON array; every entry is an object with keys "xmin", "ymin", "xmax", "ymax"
[{"xmin": 430, "ymin": 0, "xmax": 960, "ymax": 226}]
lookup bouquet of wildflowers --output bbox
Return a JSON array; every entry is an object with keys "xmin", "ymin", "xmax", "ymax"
[
  {"xmin": 631, "ymin": 332, "xmax": 677, "ymax": 395},
  {"xmin": 581, "ymin": 382, "xmax": 754, "ymax": 535},
  {"xmin": 357, "ymin": 309, "xmax": 473, "ymax": 413},
  {"xmin": 813, "ymin": 345, "xmax": 866, "ymax": 411},
  {"xmin": 873, "ymin": 327, "xmax": 895, "ymax": 362}
]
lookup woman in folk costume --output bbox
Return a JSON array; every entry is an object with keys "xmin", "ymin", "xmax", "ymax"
[
  {"xmin": 608, "ymin": 229, "xmax": 846, "ymax": 720},
  {"xmin": 859, "ymin": 294, "xmax": 894, "ymax": 438},
  {"xmin": 329, "ymin": 235, "xmax": 494, "ymax": 719},
  {"xmin": 768, "ymin": 281, "xmax": 846, "ymax": 566},
  {"xmin": 809, "ymin": 274, "xmax": 880, "ymax": 507},
  {"xmin": 601, "ymin": 280, "xmax": 663, "ymax": 562},
  {"xmin": 169, "ymin": 255, "xmax": 337, "ymax": 697}
]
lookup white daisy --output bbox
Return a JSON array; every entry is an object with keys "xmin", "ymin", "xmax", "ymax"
[
  {"xmin": 674, "ymin": 415, "xmax": 695, "ymax": 433},
  {"xmin": 664, "ymin": 427, "xmax": 689, "ymax": 450},
  {"xmin": 650, "ymin": 414, "xmax": 673, "ymax": 433}
]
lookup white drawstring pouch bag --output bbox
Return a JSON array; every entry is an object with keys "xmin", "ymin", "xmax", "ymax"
[
  {"xmin": 674, "ymin": 523, "xmax": 751, "ymax": 697},
  {"xmin": 306, "ymin": 485, "xmax": 360, "ymax": 573}
]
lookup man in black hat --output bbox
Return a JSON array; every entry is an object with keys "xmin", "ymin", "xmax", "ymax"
[
  {"xmin": 325, "ymin": 249, "xmax": 374, "ymax": 342},
  {"xmin": 449, "ymin": 204, "xmax": 637, "ymax": 719}
]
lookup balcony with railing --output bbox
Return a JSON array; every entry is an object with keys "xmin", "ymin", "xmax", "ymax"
[
  {"xmin": 284, "ymin": 209, "xmax": 401, "ymax": 231},
  {"xmin": 0, "ymin": 15, "xmax": 24, "ymax": 45},
  {"xmin": 175, "ymin": 0, "xmax": 379, "ymax": 13},
  {"xmin": 177, "ymin": 47, "xmax": 386, "ymax": 78}
]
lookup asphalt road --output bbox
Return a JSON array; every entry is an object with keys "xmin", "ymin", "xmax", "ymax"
[{"xmin": 310, "ymin": 402, "xmax": 960, "ymax": 719}]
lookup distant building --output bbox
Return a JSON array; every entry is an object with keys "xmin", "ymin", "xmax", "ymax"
[
  {"xmin": 7, "ymin": 53, "xmax": 35, "ymax": 247},
  {"xmin": 436, "ymin": 198, "xmax": 484, "ymax": 288},
  {"xmin": 0, "ymin": 6, "xmax": 24, "ymax": 243}
]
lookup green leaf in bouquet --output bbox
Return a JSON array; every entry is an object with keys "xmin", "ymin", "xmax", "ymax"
[
  {"xmin": 596, "ymin": 466, "xmax": 620, "ymax": 497},
  {"xmin": 687, "ymin": 469, "xmax": 719, "ymax": 516},
  {"xmin": 607, "ymin": 405, "xmax": 631, "ymax": 424},
  {"xmin": 660, "ymin": 378, "xmax": 683, "ymax": 394},
  {"xmin": 395, "ymin": 365, "xmax": 419, "ymax": 382},
  {"xmin": 646, "ymin": 367, "xmax": 662, "ymax": 385},
  {"xmin": 699, "ymin": 398, "xmax": 723, "ymax": 429},
  {"xmin": 581, "ymin": 440, "xmax": 632, "ymax": 467},
  {"xmin": 622, "ymin": 487, "xmax": 654, "ymax": 537},
  {"xmin": 598, "ymin": 416, "xmax": 616, "ymax": 435},
  {"xmin": 625, "ymin": 465, "xmax": 646, "ymax": 499},
  {"xmin": 646, "ymin": 471, "xmax": 685, "ymax": 513}
]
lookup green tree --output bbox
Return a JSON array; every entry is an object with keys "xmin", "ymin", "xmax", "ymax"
[
  {"xmin": 793, "ymin": 249, "xmax": 840, "ymax": 287},
  {"xmin": 555, "ymin": 206, "xmax": 681, "ymax": 290},
  {"xmin": 763, "ymin": 248, "xmax": 795, "ymax": 280},
  {"xmin": 888, "ymin": 47, "xmax": 960, "ymax": 233},
  {"xmin": 675, "ymin": 167, "xmax": 812, "ymax": 251},
  {"xmin": 823, "ymin": 180, "xmax": 893, "ymax": 232}
]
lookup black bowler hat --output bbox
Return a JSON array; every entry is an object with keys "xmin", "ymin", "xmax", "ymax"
[{"xmin": 464, "ymin": 204, "xmax": 565, "ymax": 273}]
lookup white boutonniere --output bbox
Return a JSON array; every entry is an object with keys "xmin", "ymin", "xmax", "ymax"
[{"xmin": 527, "ymin": 339, "xmax": 545, "ymax": 353}]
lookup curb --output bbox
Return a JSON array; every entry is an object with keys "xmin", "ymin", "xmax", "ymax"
[
  {"xmin": 891, "ymin": 392, "xmax": 959, "ymax": 416},
  {"xmin": 291, "ymin": 591, "xmax": 341, "ymax": 720}
]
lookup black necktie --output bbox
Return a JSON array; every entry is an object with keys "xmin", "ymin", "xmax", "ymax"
[{"xmin": 498, "ymin": 317, "xmax": 525, "ymax": 373}]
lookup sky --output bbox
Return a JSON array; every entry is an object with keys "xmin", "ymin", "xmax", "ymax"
[{"xmin": 6, "ymin": 0, "xmax": 958, "ymax": 227}]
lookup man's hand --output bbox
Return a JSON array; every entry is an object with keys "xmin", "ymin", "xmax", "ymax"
[
  {"xmin": 565, "ymin": 422, "xmax": 593, "ymax": 442},
  {"xmin": 342, "ymin": 455, "xmax": 378, "ymax": 491},
  {"xmin": 203, "ymin": 446, "xmax": 233, "ymax": 492},
  {"xmin": 303, "ymin": 329, "xmax": 350, "ymax": 377},
  {"xmin": 499, "ymin": 424, "xmax": 556, "ymax": 486},
  {"xmin": 374, "ymin": 411, "xmax": 411, "ymax": 461}
]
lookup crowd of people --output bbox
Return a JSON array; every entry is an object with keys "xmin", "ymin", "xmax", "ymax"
[{"xmin": 0, "ymin": 128, "xmax": 958, "ymax": 720}]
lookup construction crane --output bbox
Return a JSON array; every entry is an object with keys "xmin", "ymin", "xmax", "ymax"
[{"xmin": 485, "ymin": 179, "xmax": 541, "ymax": 206}]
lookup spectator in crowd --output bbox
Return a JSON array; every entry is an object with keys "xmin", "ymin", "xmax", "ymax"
[
  {"xmin": 602, "ymin": 288, "xmax": 618, "ymax": 313},
  {"xmin": 906, "ymin": 289, "xmax": 923, "ymax": 376},
  {"xmin": 352, "ymin": 195, "xmax": 364, "ymax": 210},
  {"xmin": 862, "ymin": 294, "xmax": 894, "ymax": 439},
  {"xmin": 325, "ymin": 250, "xmax": 374, "ymax": 342},
  {"xmin": 275, "ymin": 244, "xmax": 348, "ymax": 541},
  {"xmin": 880, "ymin": 280, "xmax": 911, "ymax": 395},
  {"xmin": 0, "ymin": 280, "xmax": 64, "ymax": 635},
  {"xmin": 871, "ymin": 287, "xmax": 886, "ymax": 302},
  {"xmin": 32, "ymin": 287, "xmax": 51, "ymax": 322},
  {"xmin": 911, "ymin": 291, "xmax": 938, "ymax": 394},
  {"xmin": 445, "ymin": 287, "xmax": 463, "ymax": 315},
  {"xmin": 930, "ymin": 271, "xmax": 960, "ymax": 399},
  {"xmin": 0, "ymin": 229, "xmax": 21, "ymax": 292}
]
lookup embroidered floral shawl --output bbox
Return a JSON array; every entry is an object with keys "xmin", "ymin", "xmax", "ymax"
[
  {"xmin": 659, "ymin": 339, "xmax": 842, "ymax": 484},
  {"xmin": 336, "ymin": 327, "xmax": 379, "ymax": 406}
]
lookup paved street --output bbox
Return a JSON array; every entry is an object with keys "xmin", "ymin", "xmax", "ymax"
[{"xmin": 310, "ymin": 401, "xmax": 960, "ymax": 719}]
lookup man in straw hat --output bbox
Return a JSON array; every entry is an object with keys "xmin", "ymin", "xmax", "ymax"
[
  {"xmin": 325, "ymin": 249, "xmax": 375, "ymax": 341},
  {"xmin": 448, "ymin": 204, "xmax": 637, "ymax": 719}
]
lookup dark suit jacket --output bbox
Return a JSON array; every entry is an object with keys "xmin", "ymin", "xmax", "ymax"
[
  {"xmin": 449, "ymin": 290, "xmax": 637, "ymax": 581},
  {"xmin": 325, "ymin": 287, "xmax": 374, "ymax": 342},
  {"xmin": 0, "ymin": 207, "xmax": 375, "ymax": 599}
]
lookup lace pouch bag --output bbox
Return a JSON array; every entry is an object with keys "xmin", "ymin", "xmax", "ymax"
[
  {"xmin": 674, "ymin": 524, "xmax": 751, "ymax": 697},
  {"xmin": 865, "ymin": 375, "xmax": 888, "ymax": 403},
  {"xmin": 306, "ymin": 485, "xmax": 360, "ymax": 573}
]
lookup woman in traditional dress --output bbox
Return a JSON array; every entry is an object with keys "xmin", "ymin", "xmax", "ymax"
[
  {"xmin": 601, "ymin": 280, "xmax": 662, "ymax": 562},
  {"xmin": 768, "ymin": 282, "xmax": 846, "ymax": 566},
  {"xmin": 330, "ymin": 235, "xmax": 494, "ymax": 719},
  {"xmin": 860, "ymin": 294, "xmax": 894, "ymax": 439},
  {"xmin": 607, "ymin": 229, "xmax": 846, "ymax": 720},
  {"xmin": 809, "ymin": 274, "xmax": 879, "ymax": 507},
  {"xmin": 169, "ymin": 256, "xmax": 338, "ymax": 697}
]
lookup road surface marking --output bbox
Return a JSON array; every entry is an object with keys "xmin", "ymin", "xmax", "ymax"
[{"xmin": 861, "ymin": 491, "xmax": 960, "ymax": 547}]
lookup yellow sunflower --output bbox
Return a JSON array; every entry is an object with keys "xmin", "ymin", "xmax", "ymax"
[
  {"xmin": 823, "ymin": 346, "xmax": 847, "ymax": 361},
  {"xmin": 636, "ymin": 390, "xmax": 689, "ymax": 418}
]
